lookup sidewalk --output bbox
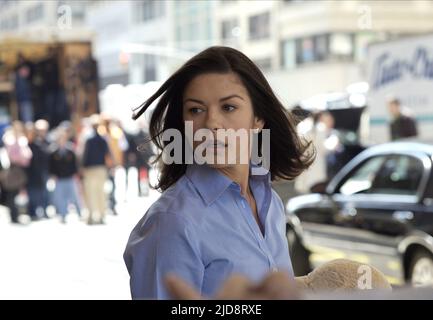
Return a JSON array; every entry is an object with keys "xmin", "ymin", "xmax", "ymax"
[{"xmin": 0, "ymin": 189, "xmax": 160, "ymax": 300}]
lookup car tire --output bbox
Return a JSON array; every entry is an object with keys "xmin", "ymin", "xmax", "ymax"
[
  {"xmin": 286, "ymin": 227, "xmax": 311, "ymax": 277},
  {"xmin": 408, "ymin": 249, "xmax": 433, "ymax": 287}
]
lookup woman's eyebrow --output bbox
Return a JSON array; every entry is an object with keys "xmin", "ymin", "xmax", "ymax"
[
  {"xmin": 183, "ymin": 95, "xmax": 244, "ymax": 105},
  {"xmin": 220, "ymin": 94, "xmax": 244, "ymax": 102},
  {"xmin": 183, "ymin": 98, "xmax": 206, "ymax": 105}
]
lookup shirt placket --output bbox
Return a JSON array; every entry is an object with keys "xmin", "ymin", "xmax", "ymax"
[{"xmin": 233, "ymin": 185, "xmax": 278, "ymax": 272}]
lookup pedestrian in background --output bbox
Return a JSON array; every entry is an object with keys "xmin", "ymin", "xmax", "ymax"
[
  {"xmin": 81, "ymin": 114, "xmax": 113, "ymax": 225},
  {"xmin": 124, "ymin": 120, "xmax": 154, "ymax": 197},
  {"xmin": 100, "ymin": 114, "xmax": 128, "ymax": 215},
  {"xmin": 14, "ymin": 54, "xmax": 34, "ymax": 123},
  {"xmin": 0, "ymin": 121, "xmax": 32, "ymax": 224},
  {"xmin": 387, "ymin": 97, "xmax": 418, "ymax": 141},
  {"xmin": 294, "ymin": 111, "xmax": 331, "ymax": 194},
  {"xmin": 49, "ymin": 128, "xmax": 82, "ymax": 223},
  {"xmin": 25, "ymin": 120, "xmax": 50, "ymax": 220}
]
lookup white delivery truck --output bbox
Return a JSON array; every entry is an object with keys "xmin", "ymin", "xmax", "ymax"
[{"xmin": 366, "ymin": 33, "xmax": 433, "ymax": 144}]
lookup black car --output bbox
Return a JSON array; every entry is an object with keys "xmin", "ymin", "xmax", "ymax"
[{"xmin": 286, "ymin": 142, "xmax": 433, "ymax": 286}]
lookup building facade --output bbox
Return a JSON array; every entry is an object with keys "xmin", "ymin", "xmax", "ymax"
[
  {"xmin": 3, "ymin": 0, "xmax": 433, "ymax": 107},
  {"xmin": 216, "ymin": 0, "xmax": 433, "ymax": 107},
  {"xmin": 0, "ymin": 0, "xmax": 89, "ymax": 41},
  {"xmin": 85, "ymin": 0, "xmax": 217, "ymax": 89}
]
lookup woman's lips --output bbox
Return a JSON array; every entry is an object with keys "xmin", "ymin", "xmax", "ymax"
[{"xmin": 203, "ymin": 140, "xmax": 227, "ymax": 149}]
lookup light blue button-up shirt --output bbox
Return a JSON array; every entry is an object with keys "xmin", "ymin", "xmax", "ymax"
[{"xmin": 123, "ymin": 163, "xmax": 293, "ymax": 299}]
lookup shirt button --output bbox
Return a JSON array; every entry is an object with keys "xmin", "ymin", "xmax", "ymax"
[{"xmin": 271, "ymin": 267, "xmax": 278, "ymax": 272}]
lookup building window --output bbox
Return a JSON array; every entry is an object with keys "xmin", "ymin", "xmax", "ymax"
[
  {"xmin": 136, "ymin": 0, "xmax": 165, "ymax": 22},
  {"xmin": 296, "ymin": 38, "xmax": 314, "ymax": 64},
  {"xmin": 58, "ymin": 0, "xmax": 85, "ymax": 22},
  {"xmin": 175, "ymin": 26, "xmax": 183, "ymax": 43},
  {"xmin": 144, "ymin": 54, "xmax": 156, "ymax": 82},
  {"xmin": 281, "ymin": 39, "xmax": 296, "ymax": 70},
  {"xmin": 329, "ymin": 33, "xmax": 354, "ymax": 61},
  {"xmin": 221, "ymin": 18, "xmax": 239, "ymax": 40},
  {"xmin": 71, "ymin": 6, "xmax": 86, "ymax": 22},
  {"xmin": 354, "ymin": 32, "xmax": 381, "ymax": 62},
  {"xmin": 220, "ymin": 0, "xmax": 237, "ymax": 5},
  {"xmin": 0, "ymin": 0, "xmax": 14, "ymax": 10},
  {"xmin": 26, "ymin": 3, "xmax": 44, "ymax": 24},
  {"xmin": 291, "ymin": 33, "xmax": 353, "ymax": 66},
  {"xmin": 314, "ymin": 34, "xmax": 329, "ymax": 61},
  {"xmin": 206, "ymin": 18, "xmax": 213, "ymax": 43},
  {"xmin": 248, "ymin": 12, "xmax": 270, "ymax": 40},
  {"xmin": 0, "ymin": 14, "xmax": 18, "ymax": 31}
]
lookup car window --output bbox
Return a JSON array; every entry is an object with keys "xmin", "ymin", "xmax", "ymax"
[
  {"xmin": 369, "ymin": 155, "xmax": 424, "ymax": 195},
  {"xmin": 339, "ymin": 156, "xmax": 387, "ymax": 195}
]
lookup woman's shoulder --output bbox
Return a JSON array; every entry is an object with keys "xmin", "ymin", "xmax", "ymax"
[
  {"xmin": 125, "ymin": 197, "xmax": 202, "ymax": 261},
  {"xmin": 145, "ymin": 175, "xmax": 207, "ymax": 223}
]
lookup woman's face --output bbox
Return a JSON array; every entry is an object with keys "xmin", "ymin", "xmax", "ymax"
[{"xmin": 182, "ymin": 72, "xmax": 264, "ymax": 169}]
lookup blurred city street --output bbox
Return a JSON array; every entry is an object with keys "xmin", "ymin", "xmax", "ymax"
[
  {"xmin": 0, "ymin": 186, "xmax": 160, "ymax": 300},
  {"xmin": 1, "ymin": 0, "xmax": 433, "ymax": 301}
]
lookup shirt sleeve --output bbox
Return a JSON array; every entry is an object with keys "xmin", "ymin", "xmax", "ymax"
[{"xmin": 123, "ymin": 212, "xmax": 204, "ymax": 300}]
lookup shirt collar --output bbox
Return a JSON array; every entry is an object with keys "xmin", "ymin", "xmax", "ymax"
[
  {"xmin": 186, "ymin": 164, "xmax": 234, "ymax": 206},
  {"xmin": 249, "ymin": 162, "xmax": 272, "ymax": 184},
  {"xmin": 185, "ymin": 163, "xmax": 271, "ymax": 206}
]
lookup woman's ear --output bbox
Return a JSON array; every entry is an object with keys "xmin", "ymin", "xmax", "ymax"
[{"xmin": 254, "ymin": 117, "xmax": 265, "ymax": 131}]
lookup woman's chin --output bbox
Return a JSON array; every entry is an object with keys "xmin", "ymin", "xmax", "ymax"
[
  {"xmin": 205, "ymin": 161, "xmax": 238, "ymax": 170},
  {"xmin": 206, "ymin": 162, "xmax": 230, "ymax": 169}
]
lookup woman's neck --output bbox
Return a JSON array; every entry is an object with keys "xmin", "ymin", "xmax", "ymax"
[{"xmin": 217, "ymin": 164, "xmax": 250, "ymax": 196}]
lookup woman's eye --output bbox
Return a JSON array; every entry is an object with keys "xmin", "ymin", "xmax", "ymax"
[
  {"xmin": 222, "ymin": 104, "xmax": 236, "ymax": 112},
  {"xmin": 189, "ymin": 107, "xmax": 203, "ymax": 114}
]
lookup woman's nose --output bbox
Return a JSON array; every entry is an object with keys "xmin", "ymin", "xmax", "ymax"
[{"xmin": 205, "ymin": 108, "xmax": 223, "ymax": 131}]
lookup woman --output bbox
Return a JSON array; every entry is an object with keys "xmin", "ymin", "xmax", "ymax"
[
  {"xmin": 124, "ymin": 46, "xmax": 314, "ymax": 299},
  {"xmin": 0, "ymin": 121, "xmax": 32, "ymax": 224}
]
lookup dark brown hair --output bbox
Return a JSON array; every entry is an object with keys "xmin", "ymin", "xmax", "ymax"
[{"xmin": 133, "ymin": 46, "xmax": 314, "ymax": 191}]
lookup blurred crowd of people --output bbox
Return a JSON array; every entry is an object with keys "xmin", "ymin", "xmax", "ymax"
[
  {"xmin": 293, "ymin": 96, "xmax": 419, "ymax": 195},
  {"xmin": 0, "ymin": 114, "xmax": 154, "ymax": 225},
  {"xmin": 293, "ymin": 110, "xmax": 351, "ymax": 194}
]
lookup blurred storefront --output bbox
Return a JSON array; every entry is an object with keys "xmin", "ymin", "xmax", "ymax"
[{"xmin": 0, "ymin": 38, "xmax": 99, "ymax": 129}]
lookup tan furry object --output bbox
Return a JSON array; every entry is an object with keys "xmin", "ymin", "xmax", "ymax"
[{"xmin": 295, "ymin": 259, "xmax": 392, "ymax": 293}]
